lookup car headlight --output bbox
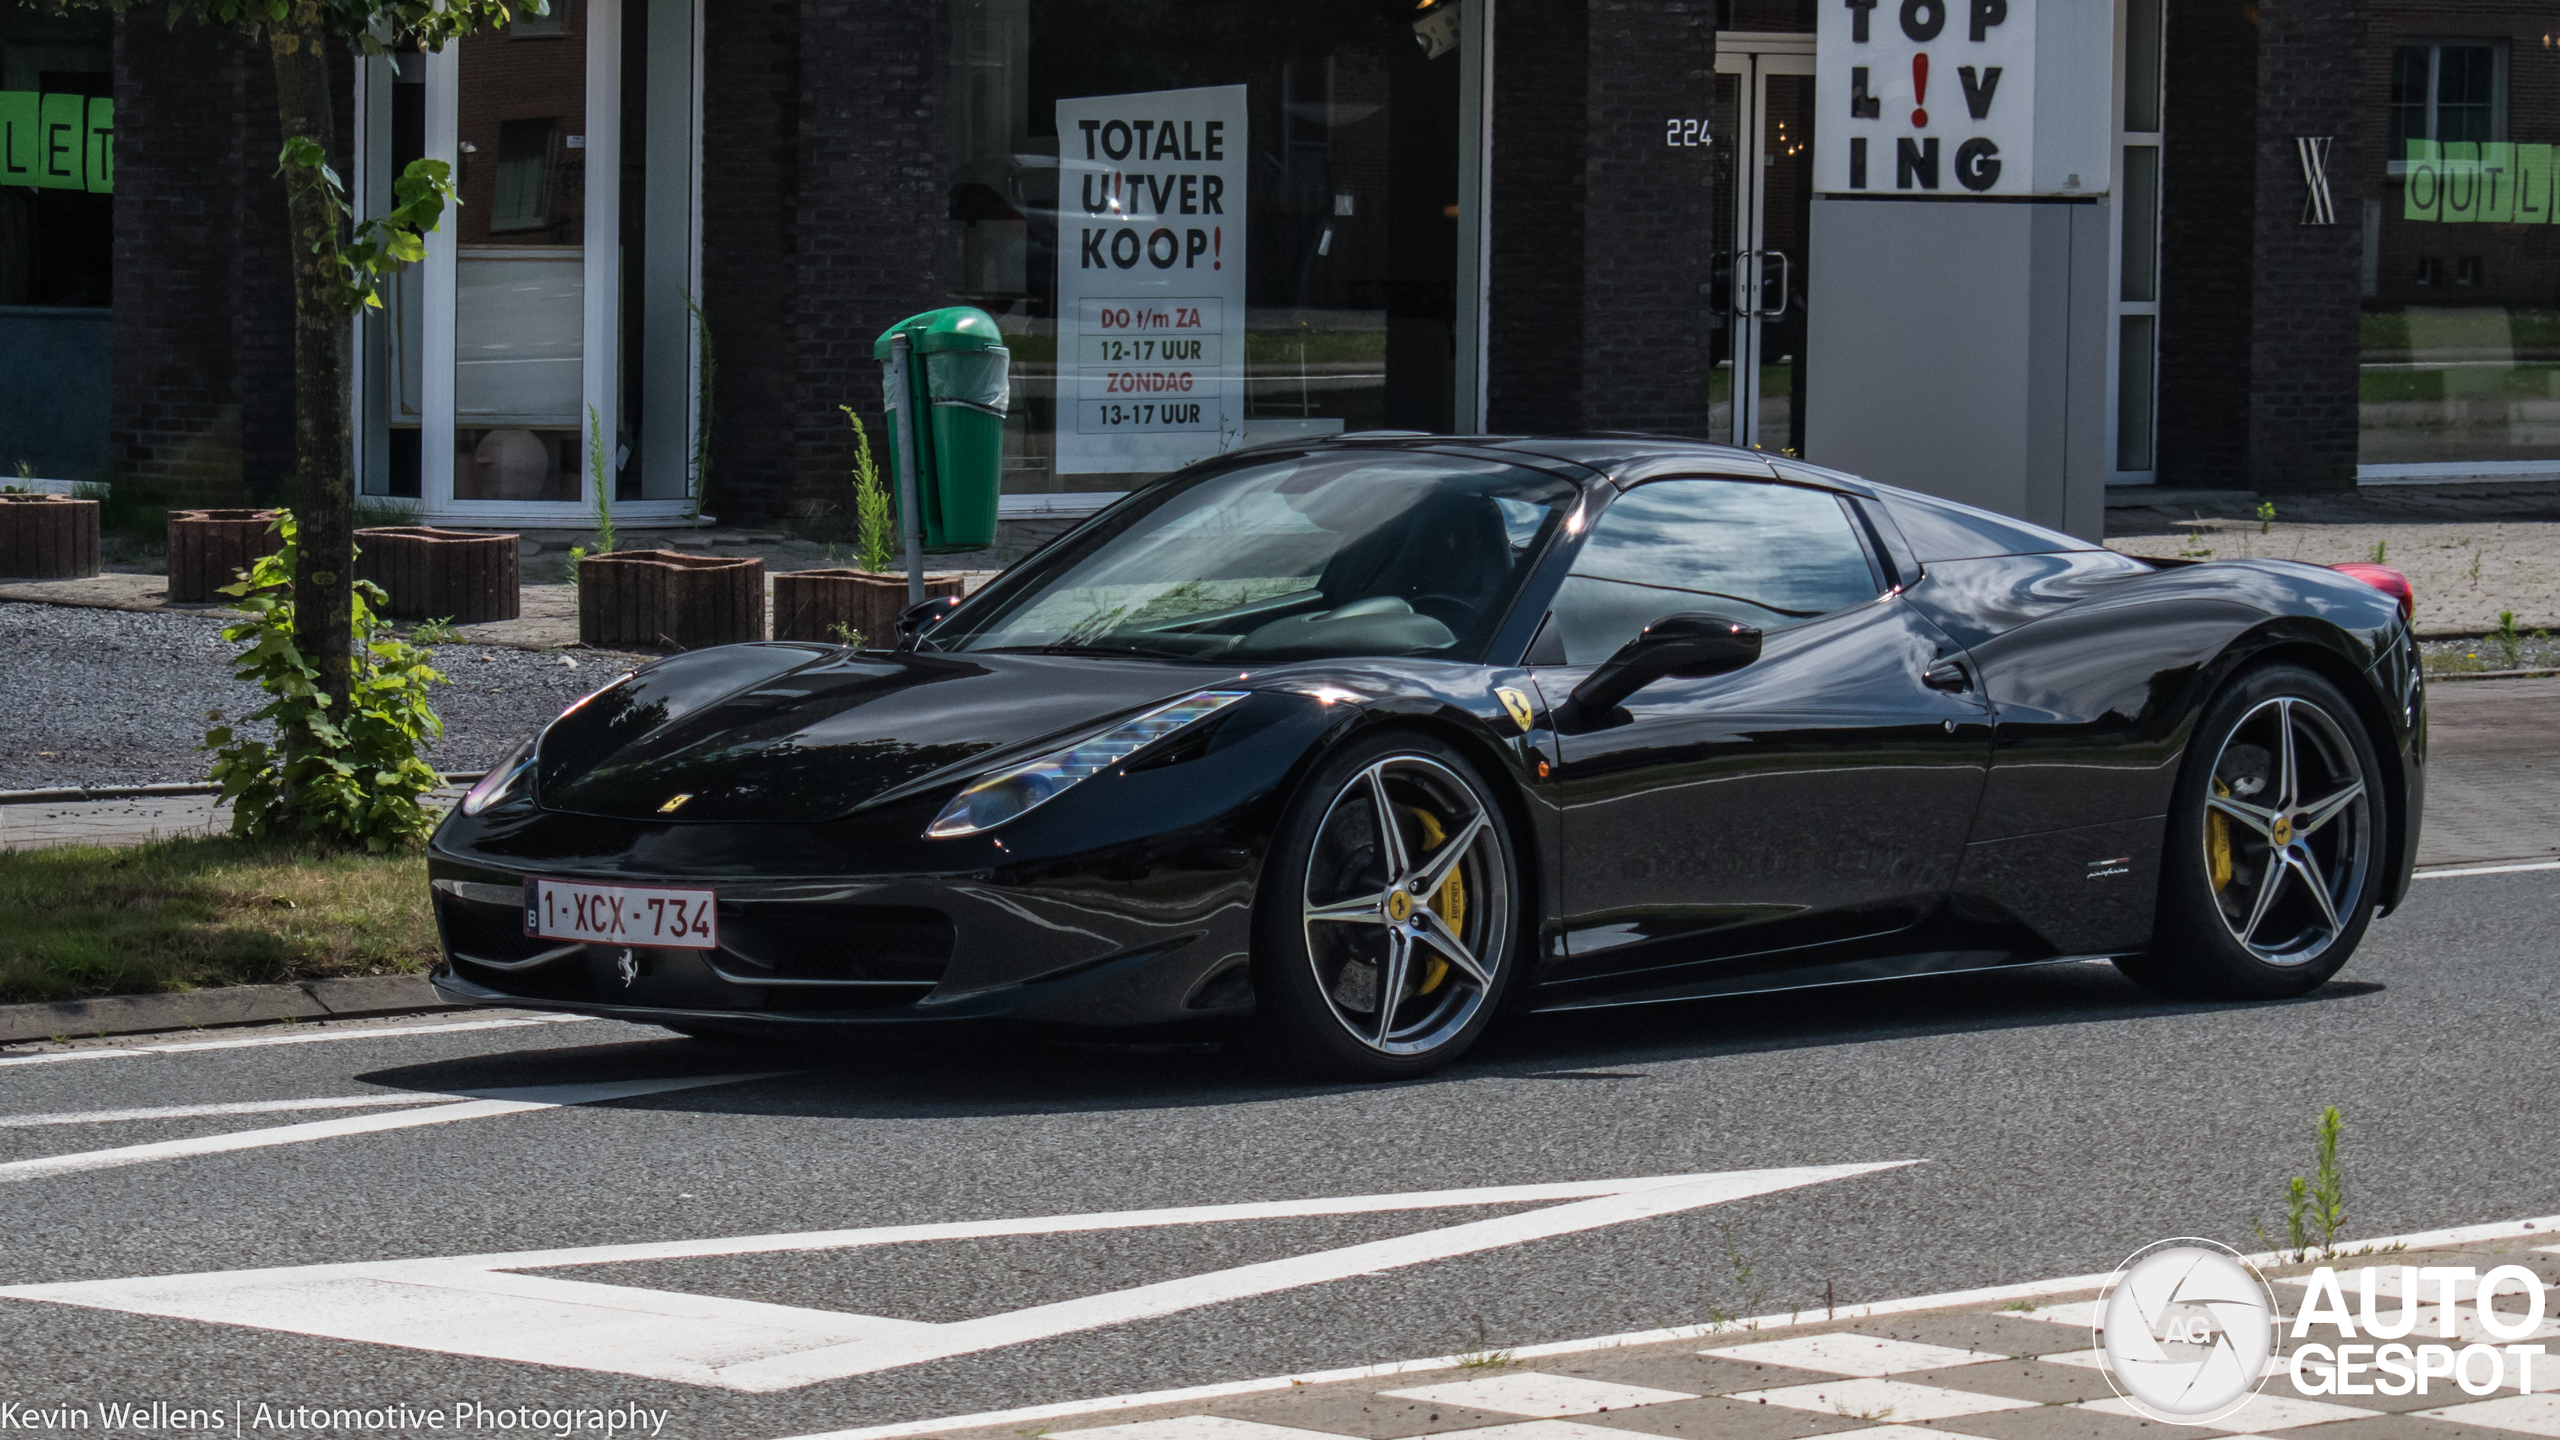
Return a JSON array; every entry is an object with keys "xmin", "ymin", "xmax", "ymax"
[
  {"xmin": 926, "ymin": 690, "xmax": 1249, "ymax": 838},
  {"xmin": 460, "ymin": 738, "xmax": 536, "ymax": 816}
]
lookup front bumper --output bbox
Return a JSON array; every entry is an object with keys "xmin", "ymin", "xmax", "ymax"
[{"xmin": 422, "ymin": 697, "xmax": 1327, "ymax": 1036}]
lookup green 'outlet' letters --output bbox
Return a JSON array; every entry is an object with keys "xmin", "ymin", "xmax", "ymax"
[{"xmin": 0, "ymin": 91, "xmax": 114, "ymax": 191}]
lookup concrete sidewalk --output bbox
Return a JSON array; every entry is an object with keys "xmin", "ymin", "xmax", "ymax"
[
  {"xmin": 0, "ymin": 563, "xmax": 1001, "ymax": 651},
  {"xmin": 2104, "ymin": 480, "xmax": 2560, "ymax": 634},
  {"xmin": 0, "ymin": 785, "xmax": 467, "ymax": 851}
]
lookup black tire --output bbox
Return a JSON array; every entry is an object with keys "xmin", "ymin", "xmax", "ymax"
[
  {"xmin": 1250, "ymin": 731, "xmax": 1523, "ymax": 1080},
  {"xmin": 2118, "ymin": 664, "xmax": 2387, "ymax": 1000}
]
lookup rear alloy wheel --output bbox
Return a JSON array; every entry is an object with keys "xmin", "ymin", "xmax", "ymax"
[
  {"xmin": 2120, "ymin": 665, "xmax": 2384, "ymax": 999},
  {"xmin": 1252, "ymin": 735, "xmax": 1517, "ymax": 1078}
]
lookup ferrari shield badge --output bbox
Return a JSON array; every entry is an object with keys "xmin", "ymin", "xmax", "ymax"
[{"xmin": 1494, "ymin": 687, "xmax": 1537, "ymax": 733}]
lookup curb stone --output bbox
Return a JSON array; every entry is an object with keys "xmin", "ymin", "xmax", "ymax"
[
  {"xmin": 0, "ymin": 973, "xmax": 460, "ymax": 1045},
  {"xmin": 0, "ymin": 775, "xmax": 487, "ymax": 806}
]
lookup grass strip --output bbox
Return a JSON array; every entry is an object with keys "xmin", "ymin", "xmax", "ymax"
[{"xmin": 0, "ymin": 836, "xmax": 435, "ymax": 1005}]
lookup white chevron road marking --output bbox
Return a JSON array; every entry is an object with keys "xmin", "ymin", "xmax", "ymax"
[
  {"xmin": 0, "ymin": 1093, "xmax": 474, "ymax": 1128},
  {"xmin": 0, "ymin": 1073, "xmax": 785, "ymax": 1183},
  {"xmin": 0, "ymin": 1162, "xmax": 1917, "ymax": 1391}
]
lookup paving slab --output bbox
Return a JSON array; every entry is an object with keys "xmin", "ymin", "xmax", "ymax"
[
  {"xmin": 2420, "ymin": 677, "xmax": 2560, "ymax": 867},
  {"xmin": 920, "ymin": 1240, "xmax": 2560, "ymax": 1440}
]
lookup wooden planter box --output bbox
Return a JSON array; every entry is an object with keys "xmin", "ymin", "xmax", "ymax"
[
  {"xmin": 355, "ymin": 526, "xmax": 521, "ymax": 623},
  {"xmin": 0, "ymin": 494, "xmax": 100, "ymax": 580},
  {"xmin": 579, "ymin": 549, "xmax": 766, "ymax": 650},
  {"xmin": 770, "ymin": 568, "xmax": 963, "ymax": 646},
  {"xmin": 167, "ymin": 508, "xmax": 283, "ymax": 602}
]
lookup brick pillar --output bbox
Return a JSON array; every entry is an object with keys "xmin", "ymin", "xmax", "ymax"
[
  {"xmin": 699, "ymin": 0, "xmax": 801, "ymax": 524},
  {"xmin": 787, "ymin": 0, "xmax": 947, "ymax": 521},
  {"xmin": 112, "ymin": 19, "xmax": 346, "ymax": 506},
  {"xmin": 2159, "ymin": 0, "xmax": 2366, "ymax": 493},
  {"xmin": 2248, "ymin": 0, "xmax": 2365, "ymax": 492},
  {"xmin": 1488, "ymin": 1, "xmax": 1719, "ymax": 435},
  {"xmin": 112, "ymin": 18, "xmax": 261, "ymax": 504}
]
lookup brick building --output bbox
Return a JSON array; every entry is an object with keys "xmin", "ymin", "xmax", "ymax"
[{"xmin": 3, "ymin": 0, "xmax": 2545, "ymax": 540}]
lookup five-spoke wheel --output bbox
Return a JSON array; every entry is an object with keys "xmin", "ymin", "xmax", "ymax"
[
  {"xmin": 1254, "ymin": 734, "xmax": 1517, "ymax": 1076},
  {"xmin": 2121, "ymin": 665, "xmax": 2386, "ymax": 999}
]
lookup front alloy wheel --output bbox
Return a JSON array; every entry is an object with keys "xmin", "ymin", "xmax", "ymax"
[{"xmin": 1255, "ymin": 736, "xmax": 1517, "ymax": 1077}]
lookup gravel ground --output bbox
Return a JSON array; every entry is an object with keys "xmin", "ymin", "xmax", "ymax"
[
  {"xmin": 0, "ymin": 602, "xmax": 632, "ymax": 790},
  {"xmin": 2424, "ymin": 631, "xmax": 2560, "ymax": 675}
]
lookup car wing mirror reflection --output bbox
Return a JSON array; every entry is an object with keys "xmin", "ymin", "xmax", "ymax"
[
  {"xmin": 1562, "ymin": 612, "xmax": 1762, "ymax": 729},
  {"xmin": 897, "ymin": 595, "xmax": 964, "ymax": 649}
]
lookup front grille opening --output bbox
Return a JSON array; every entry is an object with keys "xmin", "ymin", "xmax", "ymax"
[
  {"xmin": 717, "ymin": 903, "xmax": 954, "ymax": 985},
  {"xmin": 435, "ymin": 892, "xmax": 552, "ymax": 966}
]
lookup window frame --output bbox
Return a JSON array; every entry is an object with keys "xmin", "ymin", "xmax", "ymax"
[
  {"xmin": 1519, "ymin": 475, "xmax": 1890, "ymax": 668},
  {"xmin": 2386, "ymin": 40, "xmax": 2508, "ymax": 177}
]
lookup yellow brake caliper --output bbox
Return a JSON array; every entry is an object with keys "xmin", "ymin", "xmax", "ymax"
[
  {"xmin": 1406, "ymin": 808, "xmax": 1466, "ymax": 993},
  {"xmin": 2208, "ymin": 778, "xmax": 2233, "ymax": 890}
]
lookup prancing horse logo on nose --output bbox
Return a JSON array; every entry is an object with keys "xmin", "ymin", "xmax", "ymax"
[{"xmin": 616, "ymin": 949, "xmax": 640, "ymax": 987}]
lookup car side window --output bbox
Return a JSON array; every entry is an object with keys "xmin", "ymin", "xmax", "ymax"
[{"xmin": 1539, "ymin": 480, "xmax": 1881, "ymax": 665}]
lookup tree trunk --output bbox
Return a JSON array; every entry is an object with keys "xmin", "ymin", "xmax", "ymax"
[{"xmin": 270, "ymin": 14, "xmax": 355, "ymax": 765}]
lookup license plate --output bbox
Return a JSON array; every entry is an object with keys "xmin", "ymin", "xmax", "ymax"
[{"xmin": 525, "ymin": 878, "xmax": 718, "ymax": 950}]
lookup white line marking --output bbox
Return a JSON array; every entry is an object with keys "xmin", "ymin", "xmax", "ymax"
[
  {"xmin": 0, "ymin": 1050, "xmax": 156, "ymax": 1068},
  {"xmin": 0, "ymin": 1015, "xmax": 599, "ymax": 1068},
  {"xmin": 2415, "ymin": 859, "xmax": 2560, "ymax": 879},
  {"xmin": 762, "ymin": 1207, "xmax": 2560, "ymax": 1440},
  {"xmin": 1380, "ymin": 1373, "xmax": 1697, "ymax": 1415},
  {"xmin": 0, "ymin": 1094, "xmax": 471, "ymax": 1128},
  {"xmin": 0, "ymin": 1163, "xmax": 1915, "ymax": 1391},
  {"xmin": 0, "ymin": 1073, "xmax": 783, "ymax": 1183}
]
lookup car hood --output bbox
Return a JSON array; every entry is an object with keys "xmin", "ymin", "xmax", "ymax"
[{"xmin": 535, "ymin": 644, "xmax": 1249, "ymax": 824}]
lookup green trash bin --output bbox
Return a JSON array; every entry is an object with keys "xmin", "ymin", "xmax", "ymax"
[{"xmin": 874, "ymin": 307, "xmax": 1009, "ymax": 554}]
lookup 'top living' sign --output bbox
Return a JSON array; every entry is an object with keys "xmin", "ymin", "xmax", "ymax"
[{"xmin": 1814, "ymin": 0, "xmax": 2109, "ymax": 199}]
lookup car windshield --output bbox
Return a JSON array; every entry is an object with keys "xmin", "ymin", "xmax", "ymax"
[{"xmin": 932, "ymin": 451, "xmax": 1581, "ymax": 662}]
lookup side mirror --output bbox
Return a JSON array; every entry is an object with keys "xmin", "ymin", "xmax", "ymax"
[
  {"xmin": 897, "ymin": 595, "xmax": 963, "ymax": 648},
  {"xmin": 1565, "ymin": 613, "xmax": 1761, "ymax": 722}
]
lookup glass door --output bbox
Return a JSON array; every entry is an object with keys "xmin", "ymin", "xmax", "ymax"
[
  {"xmin": 354, "ymin": 0, "xmax": 703, "ymax": 527},
  {"xmin": 1712, "ymin": 37, "xmax": 1815, "ymax": 454}
]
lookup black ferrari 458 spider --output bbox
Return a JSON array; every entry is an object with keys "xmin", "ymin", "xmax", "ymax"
[{"xmin": 429, "ymin": 435, "xmax": 2424, "ymax": 1076}]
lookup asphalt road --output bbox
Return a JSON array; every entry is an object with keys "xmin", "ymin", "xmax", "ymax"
[{"xmin": 1, "ymin": 862, "xmax": 2555, "ymax": 1438}]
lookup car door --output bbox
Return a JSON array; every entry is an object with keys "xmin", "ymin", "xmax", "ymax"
[{"xmin": 1527, "ymin": 477, "xmax": 1994, "ymax": 992}]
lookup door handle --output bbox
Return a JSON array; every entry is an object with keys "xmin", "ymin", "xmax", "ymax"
[
  {"xmin": 1753, "ymin": 249, "xmax": 1791, "ymax": 319},
  {"xmin": 1923, "ymin": 659, "xmax": 1971, "ymax": 692}
]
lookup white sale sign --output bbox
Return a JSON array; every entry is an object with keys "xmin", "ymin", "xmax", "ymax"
[
  {"xmin": 1815, "ymin": 0, "xmax": 2111, "ymax": 198},
  {"xmin": 1054, "ymin": 85, "xmax": 1248, "ymax": 475}
]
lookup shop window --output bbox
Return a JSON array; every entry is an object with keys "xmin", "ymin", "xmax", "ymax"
[
  {"xmin": 490, "ymin": 119, "xmax": 557, "ymax": 232},
  {"xmin": 511, "ymin": 4, "xmax": 566, "ymax": 39},
  {"xmin": 945, "ymin": 0, "xmax": 1482, "ymax": 501},
  {"xmin": 0, "ymin": 1, "xmax": 112, "ymax": 309},
  {"xmin": 1, "ymin": 0, "xmax": 112, "ymax": 483},
  {"xmin": 2362, "ymin": 33, "xmax": 2560, "ymax": 470}
]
